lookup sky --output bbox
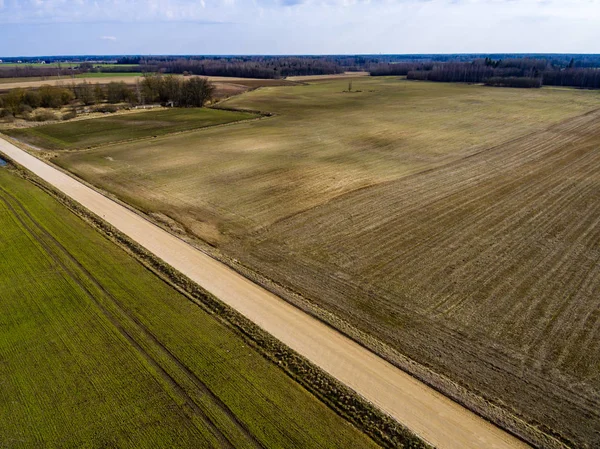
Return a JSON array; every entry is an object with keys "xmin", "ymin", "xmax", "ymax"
[{"xmin": 0, "ymin": 0, "xmax": 599, "ymax": 56}]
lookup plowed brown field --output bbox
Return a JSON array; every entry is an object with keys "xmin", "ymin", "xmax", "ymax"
[
  {"xmin": 37, "ymin": 78, "xmax": 600, "ymax": 447},
  {"xmin": 233, "ymin": 108, "xmax": 600, "ymax": 448}
]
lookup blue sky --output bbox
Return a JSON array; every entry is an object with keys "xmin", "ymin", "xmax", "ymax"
[{"xmin": 0, "ymin": 0, "xmax": 599, "ymax": 56}]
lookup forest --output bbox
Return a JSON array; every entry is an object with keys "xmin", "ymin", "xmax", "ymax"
[
  {"xmin": 2, "ymin": 54, "xmax": 600, "ymax": 88},
  {"xmin": 0, "ymin": 76, "xmax": 215, "ymax": 122},
  {"xmin": 370, "ymin": 57, "xmax": 600, "ymax": 89}
]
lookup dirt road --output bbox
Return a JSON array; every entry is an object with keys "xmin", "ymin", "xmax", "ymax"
[{"xmin": 0, "ymin": 136, "xmax": 530, "ymax": 449}]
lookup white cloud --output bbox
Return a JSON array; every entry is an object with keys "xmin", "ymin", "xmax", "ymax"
[
  {"xmin": 0, "ymin": 0, "xmax": 599, "ymax": 54},
  {"xmin": 0, "ymin": 0, "xmax": 598, "ymax": 25}
]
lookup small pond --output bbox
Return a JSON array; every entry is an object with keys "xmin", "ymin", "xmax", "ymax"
[{"xmin": 0, "ymin": 158, "xmax": 7, "ymax": 167}]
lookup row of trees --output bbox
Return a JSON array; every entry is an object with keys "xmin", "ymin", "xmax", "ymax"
[
  {"xmin": 371, "ymin": 58, "xmax": 600, "ymax": 89},
  {"xmin": 139, "ymin": 75, "xmax": 215, "ymax": 107},
  {"xmin": 484, "ymin": 77, "xmax": 543, "ymax": 88},
  {"xmin": 0, "ymin": 75, "xmax": 216, "ymax": 120},
  {"xmin": 143, "ymin": 57, "xmax": 343, "ymax": 79},
  {"xmin": 541, "ymin": 68, "xmax": 600, "ymax": 89},
  {"xmin": 0, "ymin": 65, "xmax": 85, "ymax": 79},
  {"xmin": 369, "ymin": 63, "xmax": 434, "ymax": 76},
  {"xmin": 5, "ymin": 54, "xmax": 600, "ymax": 82},
  {"xmin": 407, "ymin": 64, "xmax": 504, "ymax": 84},
  {"xmin": 0, "ymin": 64, "xmax": 145, "ymax": 80},
  {"xmin": 0, "ymin": 85, "xmax": 75, "ymax": 115}
]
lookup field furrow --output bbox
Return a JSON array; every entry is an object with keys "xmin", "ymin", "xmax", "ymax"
[{"xmin": 233, "ymin": 108, "xmax": 600, "ymax": 447}]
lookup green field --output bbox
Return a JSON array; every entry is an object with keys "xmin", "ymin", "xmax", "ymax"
[
  {"xmin": 44, "ymin": 77, "xmax": 600, "ymax": 447},
  {"xmin": 0, "ymin": 167, "xmax": 379, "ymax": 449},
  {"xmin": 6, "ymin": 108, "xmax": 258, "ymax": 150}
]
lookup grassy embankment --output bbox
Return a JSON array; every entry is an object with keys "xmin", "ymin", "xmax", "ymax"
[{"xmin": 0, "ymin": 166, "xmax": 382, "ymax": 449}]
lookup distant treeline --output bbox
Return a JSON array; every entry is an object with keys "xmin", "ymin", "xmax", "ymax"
[
  {"xmin": 484, "ymin": 77, "xmax": 543, "ymax": 88},
  {"xmin": 0, "ymin": 64, "xmax": 142, "ymax": 79},
  {"xmin": 370, "ymin": 57, "xmax": 600, "ymax": 89},
  {"xmin": 78, "ymin": 62, "xmax": 144, "ymax": 74},
  {"xmin": 0, "ymin": 65, "xmax": 85, "ymax": 79},
  {"xmin": 140, "ymin": 75, "xmax": 214, "ymax": 107},
  {"xmin": 3, "ymin": 54, "xmax": 600, "ymax": 86},
  {"xmin": 123, "ymin": 56, "xmax": 344, "ymax": 79}
]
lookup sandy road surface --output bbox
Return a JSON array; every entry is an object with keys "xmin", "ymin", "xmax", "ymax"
[{"xmin": 0, "ymin": 137, "xmax": 530, "ymax": 449}]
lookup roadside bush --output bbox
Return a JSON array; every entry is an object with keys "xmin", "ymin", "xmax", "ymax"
[
  {"xmin": 21, "ymin": 105, "xmax": 34, "ymax": 121},
  {"xmin": 94, "ymin": 104, "xmax": 118, "ymax": 113},
  {"xmin": 62, "ymin": 110, "xmax": 78, "ymax": 120},
  {"xmin": 32, "ymin": 109, "xmax": 58, "ymax": 122},
  {"xmin": 107, "ymin": 82, "xmax": 135, "ymax": 103},
  {"xmin": 0, "ymin": 108, "xmax": 15, "ymax": 121},
  {"xmin": 94, "ymin": 84, "xmax": 105, "ymax": 102},
  {"xmin": 1, "ymin": 88, "xmax": 25, "ymax": 115},
  {"xmin": 73, "ymin": 81, "xmax": 96, "ymax": 105},
  {"xmin": 23, "ymin": 90, "xmax": 42, "ymax": 108},
  {"xmin": 21, "ymin": 104, "xmax": 33, "ymax": 115},
  {"xmin": 39, "ymin": 85, "xmax": 74, "ymax": 108}
]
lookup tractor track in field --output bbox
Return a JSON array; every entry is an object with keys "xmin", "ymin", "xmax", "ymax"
[{"xmin": 0, "ymin": 187, "xmax": 265, "ymax": 449}]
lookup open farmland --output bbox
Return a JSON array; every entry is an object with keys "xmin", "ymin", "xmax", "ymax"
[
  {"xmin": 6, "ymin": 108, "xmax": 258, "ymax": 150},
  {"xmin": 74, "ymin": 71, "xmax": 145, "ymax": 78},
  {"xmin": 0, "ymin": 75, "xmax": 300, "ymax": 91},
  {"xmin": 40, "ymin": 77, "xmax": 600, "ymax": 447},
  {"xmin": 0, "ymin": 167, "xmax": 380, "ymax": 449}
]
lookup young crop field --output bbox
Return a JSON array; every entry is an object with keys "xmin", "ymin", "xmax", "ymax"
[
  {"xmin": 0, "ymin": 167, "xmax": 380, "ymax": 449},
  {"xmin": 5, "ymin": 108, "xmax": 258, "ymax": 150},
  {"xmin": 33, "ymin": 77, "xmax": 600, "ymax": 447}
]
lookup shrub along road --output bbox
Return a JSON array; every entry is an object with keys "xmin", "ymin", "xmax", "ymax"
[{"xmin": 0, "ymin": 136, "xmax": 530, "ymax": 449}]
